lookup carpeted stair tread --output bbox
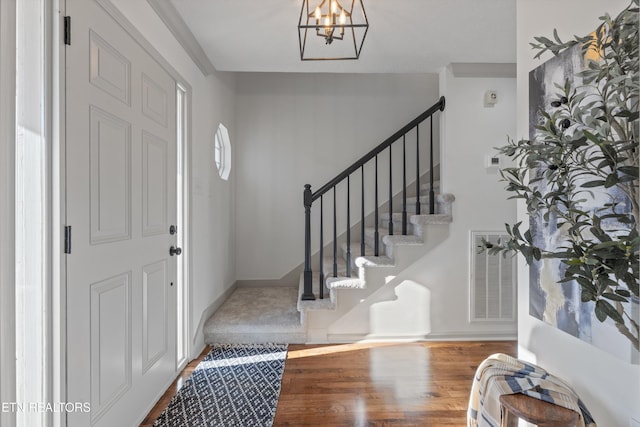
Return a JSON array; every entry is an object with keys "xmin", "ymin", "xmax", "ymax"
[
  {"xmin": 379, "ymin": 213, "xmax": 452, "ymax": 229},
  {"xmin": 382, "ymin": 234, "xmax": 424, "ymax": 246},
  {"xmin": 410, "ymin": 213, "xmax": 453, "ymax": 225},
  {"xmin": 354, "ymin": 255, "xmax": 395, "ymax": 268},
  {"xmin": 204, "ymin": 287, "xmax": 305, "ymax": 344},
  {"xmin": 326, "ymin": 275, "xmax": 365, "ymax": 289},
  {"xmin": 341, "ymin": 241, "xmax": 376, "ymax": 258},
  {"xmin": 363, "ymin": 227, "xmax": 423, "ymax": 247}
]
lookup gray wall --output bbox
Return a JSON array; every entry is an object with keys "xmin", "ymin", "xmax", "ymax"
[{"xmin": 234, "ymin": 73, "xmax": 440, "ymax": 281}]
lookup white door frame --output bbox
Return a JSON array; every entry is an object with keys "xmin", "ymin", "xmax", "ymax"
[
  {"xmin": 176, "ymin": 81, "xmax": 192, "ymax": 370},
  {"xmin": 1, "ymin": 2, "xmax": 63, "ymax": 426},
  {"xmin": 53, "ymin": 2, "xmax": 67, "ymax": 426},
  {"xmin": 0, "ymin": 1, "xmax": 17, "ymax": 426}
]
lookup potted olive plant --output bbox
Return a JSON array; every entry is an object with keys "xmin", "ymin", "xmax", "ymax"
[{"xmin": 483, "ymin": 1, "xmax": 639, "ymax": 351}]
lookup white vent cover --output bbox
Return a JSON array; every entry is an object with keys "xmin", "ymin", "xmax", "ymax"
[{"xmin": 470, "ymin": 231, "xmax": 516, "ymax": 322}]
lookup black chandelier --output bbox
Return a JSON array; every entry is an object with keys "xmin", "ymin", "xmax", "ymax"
[{"xmin": 298, "ymin": 0, "xmax": 369, "ymax": 61}]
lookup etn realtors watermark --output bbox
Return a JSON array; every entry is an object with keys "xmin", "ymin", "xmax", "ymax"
[{"xmin": 1, "ymin": 402, "xmax": 90, "ymax": 413}]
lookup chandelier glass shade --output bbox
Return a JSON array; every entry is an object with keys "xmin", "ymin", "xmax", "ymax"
[{"xmin": 298, "ymin": 0, "xmax": 369, "ymax": 61}]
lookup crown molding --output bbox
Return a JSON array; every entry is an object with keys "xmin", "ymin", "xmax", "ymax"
[
  {"xmin": 450, "ymin": 62, "xmax": 516, "ymax": 78},
  {"xmin": 147, "ymin": 0, "xmax": 216, "ymax": 76}
]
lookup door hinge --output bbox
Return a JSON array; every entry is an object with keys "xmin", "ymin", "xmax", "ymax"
[
  {"xmin": 63, "ymin": 16, "xmax": 71, "ymax": 45},
  {"xmin": 64, "ymin": 226, "xmax": 72, "ymax": 254}
]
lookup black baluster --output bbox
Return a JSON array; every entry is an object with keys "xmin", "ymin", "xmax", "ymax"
[
  {"xmin": 374, "ymin": 156, "xmax": 379, "ymax": 256},
  {"xmin": 429, "ymin": 115, "xmax": 435, "ymax": 215},
  {"xmin": 388, "ymin": 144, "xmax": 393, "ymax": 236},
  {"xmin": 346, "ymin": 176, "xmax": 351, "ymax": 277},
  {"xmin": 333, "ymin": 186, "xmax": 338, "ymax": 278},
  {"xmin": 415, "ymin": 124, "xmax": 421, "ymax": 215},
  {"xmin": 402, "ymin": 134, "xmax": 407, "ymax": 235},
  {"xmin": 302, "ymin": 184, "xmax": 315, "ymax": 300},
  {"xmin": 361, "ymin": 165, "xmax": 365, "ymax": 256},
  {"xmin": 319, "ymin": 195, "xmax": 324, "ymax": 299}
]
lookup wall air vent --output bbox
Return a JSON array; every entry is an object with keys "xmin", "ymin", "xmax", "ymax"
[{"xmin": 470, "ymin": 231, "xmax": 516, "ymax": 322}]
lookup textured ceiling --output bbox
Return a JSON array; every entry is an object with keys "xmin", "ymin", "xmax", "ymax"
[{"xmin": 169, "ymin": 0, "xmax": 516, "ymax": 73}]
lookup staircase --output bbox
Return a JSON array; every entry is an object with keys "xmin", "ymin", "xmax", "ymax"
[
  {"xmin": 205, "ymin": 97, "xmax": 451, "ymax": 344},
  {"xmin": 298, "ymin": 186, "xmax": 455, "ymax": 342},
  {"xmin": 297, "ymin": 96, "xmax": 453, "ymax": 342}
]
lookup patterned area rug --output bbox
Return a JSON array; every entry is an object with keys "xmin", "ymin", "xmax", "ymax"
[{"xmin": 153, "ymin": 343, "xmax": 288, "ymax": 427}]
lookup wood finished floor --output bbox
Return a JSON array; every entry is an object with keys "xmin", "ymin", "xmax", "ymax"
[{"xmin": 141, "ymin": 341, "xmax": 517, "ymax": 426}]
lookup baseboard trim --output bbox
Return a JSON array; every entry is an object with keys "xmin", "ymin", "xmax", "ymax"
[
  {"xmin": 235, "ymin": 279, "xmax": 298, "ymax": 288},
  {"xmin": 191, "ymin": 282, "xmax": 238, "ymax": 358},
  {"xmin": 322, "ymin": 331, "xmax": 517, "ymax": 344},
  {"xmin": 424, "ymin": 331, "xmax": 517, "ymax": 341}
]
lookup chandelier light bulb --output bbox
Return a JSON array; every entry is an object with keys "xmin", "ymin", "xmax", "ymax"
[
  {"xmin": 315, "ymin": 6, "xmax": 321, "ymax": 21},
  {"xmin": 340, "ymin": 9, "xmax": 346, "ymax": 25}
]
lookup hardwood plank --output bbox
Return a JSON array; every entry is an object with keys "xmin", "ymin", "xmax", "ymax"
[
  {"xmin": 273, "ymin": 341, "xmax": 517, "ymax": 426},
  {"xmin": 140, "ymin": 340, "xmax": 517, "ymax": 426}
]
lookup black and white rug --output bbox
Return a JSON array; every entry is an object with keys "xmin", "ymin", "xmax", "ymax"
[{"xmin": 153, "ymin": 343, "xmax": 288, "ymax": 427}]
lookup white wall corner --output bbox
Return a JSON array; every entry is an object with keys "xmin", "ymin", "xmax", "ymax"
[
  {"xmin": 191, "ymin": 282, "xmax": 238, "ymax": 359},
  {"xmin": 146, "ymin": 0, "xmax": 216, "ymax": 76}
]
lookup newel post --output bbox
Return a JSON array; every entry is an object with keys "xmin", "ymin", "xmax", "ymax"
[{"xmin": 302, "ymin": 184, "xmax": 315, "ymax": 300}]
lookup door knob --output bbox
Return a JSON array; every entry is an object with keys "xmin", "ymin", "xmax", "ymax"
[{"xmin": 169, "ymin": 246, "xmax": 182, "ymax": 256}]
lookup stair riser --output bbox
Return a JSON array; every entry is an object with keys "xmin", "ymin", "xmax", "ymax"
[
  {"xmin": 340, "ymin": 246, "xmax": 366, "ymax": 271},
  {"xmin": 420, "ymin": 182, "xmax": 440, "ymax": 195},
  {"xmin": 380, "ymin": 203, "xmax": 446, "ymax": 221},
  {"xmin": 377, "ymin": 219, "xmax": 416, "ymax": 233},
  {"xmin": 364, "ymin": 232, "xmax": 384, "ymax": 253}
]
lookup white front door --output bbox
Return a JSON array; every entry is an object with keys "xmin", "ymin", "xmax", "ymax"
[{"xmin": 65, "ymin": 1, "xmax": 178, "ymax": 425}]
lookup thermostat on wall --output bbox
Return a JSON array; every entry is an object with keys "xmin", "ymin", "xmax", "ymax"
[{"xmin": 485, "ymin": 155, "xmax": 501, "ymax": 169}]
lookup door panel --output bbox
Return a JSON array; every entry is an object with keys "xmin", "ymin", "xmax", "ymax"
[
  {"xmin": 141, "ymin": 73, "xmax": 169, "ymax": 127},
  {"xmin": 89, "ymin": 273, "xmax": 132, "ymax": 423},
  {"xmin": 66, "ymin": 1, "xmax": 177, "ymax": 425},
  {"xmin": 89, "ymin": 105, "xmax": 132, "ymax": 244},
  {"xmin": 89, "ymin": 30, "xmax": 131, "ymax": 105},
  {"xmin": 142, "ymin": 260, "xmax": 168, "ymax": 372},
  {"xmin": 142, "ymin": 131, "xmax": 168, "ymax": 236}
]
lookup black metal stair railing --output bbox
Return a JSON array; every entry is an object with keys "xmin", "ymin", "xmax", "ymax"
[{"xmin": 301, "ymin": 96, "xmax": 445, "ymax": 301}]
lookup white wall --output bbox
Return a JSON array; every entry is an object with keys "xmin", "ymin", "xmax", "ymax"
[
  {"xmin": 234, "ymin": 73, "xmax": 439, "ymax": 281},
  {"xmin": 516, "ymin": 1, "xmax": 640, "ymax": 426},
  {"xmin": 109, "ymin": 0, "xmax": 237, "ymax": 357},
  {"xmin": 395, "ymin": 68, "xmax": 518, "ymax": 338}
]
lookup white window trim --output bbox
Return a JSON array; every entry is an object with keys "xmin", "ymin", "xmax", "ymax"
[{"xmin": 214, "ymin": 123, "xmax": 231, "ymax": 181}]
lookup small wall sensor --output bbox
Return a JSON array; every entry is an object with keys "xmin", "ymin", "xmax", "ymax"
[{"xmin": 484, "ymin": 90, "xmax": 498, "ymax": 107}]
